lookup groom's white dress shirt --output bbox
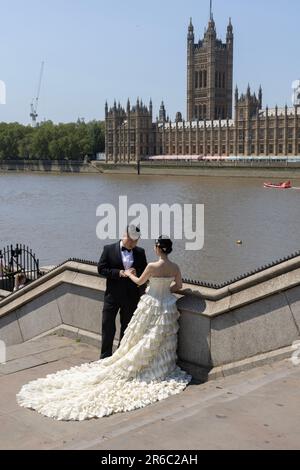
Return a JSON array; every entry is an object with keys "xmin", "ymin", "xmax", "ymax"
[{"xmin": 120, "ymin": 241, "xmax": 134, "ymax": 270}]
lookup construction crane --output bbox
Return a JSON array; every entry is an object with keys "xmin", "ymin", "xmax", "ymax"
[{"xmin": 30, "ymin": 61, "xmax": 44, "ymax": 127}]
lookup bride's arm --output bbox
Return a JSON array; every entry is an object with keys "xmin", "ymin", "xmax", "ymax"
[
  {"xmin": 170, "ymin": 268, "xmax": 183, "ymax": 293},
  {"xmin": 125, "ymin": 264, "xmax": 153, "ymax": 287}
]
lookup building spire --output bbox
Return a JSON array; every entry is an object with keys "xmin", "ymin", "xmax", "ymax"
[
  {"xmin": 159, "ymin": 101, "xmax": 166, "ymax": 123},
  {"xmin": 207, "ymin": 0, "xmax": 216, "ymax": 34},
  {"xmin": 188, "ymin": 17, "xmax": 194, "ymax": 42},
  {"xmin": 258, "ymin": 85, "xmax": 263, "ymax": 108},
  {"xmin": 227, "ymin": 17, "xmax": 233, "ymax": 38}
]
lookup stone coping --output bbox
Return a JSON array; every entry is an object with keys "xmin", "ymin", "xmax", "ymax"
[
  {"xmin": 0, "ymin": 289, "xmax": 11, "ymax": 299},
  {"xmin": 1, "ymin": 255, "xmax": 300, "ymax": 320}
]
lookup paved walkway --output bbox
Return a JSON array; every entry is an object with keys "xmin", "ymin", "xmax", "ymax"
[{"xmin": 0, "ymin": 335, "xmax": 299, "ymax": 450}]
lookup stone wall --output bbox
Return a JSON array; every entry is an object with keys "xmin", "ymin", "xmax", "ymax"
[
  {"xmin": 0, "ymin": 160, "xmax": 100, "ymax": 174},
  {"xmin": 91, "ymin": 161, "xmax": 300, "ymax": 179},
  {"xmin": 0, "ymin": 258, "xmax": 300, "ymax": 381}
]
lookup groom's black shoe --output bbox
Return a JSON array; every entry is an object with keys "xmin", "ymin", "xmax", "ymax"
[{"xmin": 100, "ymin": 352, "xmax": 112, "ymax": 360}]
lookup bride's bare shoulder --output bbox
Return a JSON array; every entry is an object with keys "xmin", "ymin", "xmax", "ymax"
[{"xmin": 146, "ymin": 262, "xmax": 157, "ymax": 271}]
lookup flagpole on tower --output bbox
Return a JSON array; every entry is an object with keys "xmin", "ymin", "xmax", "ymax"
[{"xmin": 210, "ymin": 0, "xmax": 213, "ymax": 20}]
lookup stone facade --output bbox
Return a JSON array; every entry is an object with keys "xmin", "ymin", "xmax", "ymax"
[
  {"xmin": 105, "ymin": 14, "xmax": 300, "ymax": 163},
  {"xmin": 187, "ymin": 16, "xmax": 233, "ymax": 121}
]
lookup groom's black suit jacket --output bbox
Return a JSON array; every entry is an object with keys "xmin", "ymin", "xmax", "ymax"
[{"xmin": 98, "ymin": 241, "xmax": 148, "ymax": 305}]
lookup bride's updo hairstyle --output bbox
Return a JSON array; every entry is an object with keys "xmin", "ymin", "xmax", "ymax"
[{"xmin": 155, "ymin": 235, "xmax": 173, "ymax": 255}]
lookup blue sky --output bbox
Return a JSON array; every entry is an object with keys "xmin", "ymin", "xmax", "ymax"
[{"xmin": 0, "ymin": 0, "xmax": 299, "ymax": 124}]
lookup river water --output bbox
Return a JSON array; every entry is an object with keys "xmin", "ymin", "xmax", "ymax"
[{"xmin": 0, "ymin": 172, "xmax": 299, "ymax": 284}]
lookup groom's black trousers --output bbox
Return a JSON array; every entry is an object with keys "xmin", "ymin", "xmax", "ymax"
[
  {"xmin": 98, "ymin": 242, "xmax": 148, "ymax": 360},
  {"xmin": 100, "ymin": 298, "xmax": 139, "ymax": 359}
]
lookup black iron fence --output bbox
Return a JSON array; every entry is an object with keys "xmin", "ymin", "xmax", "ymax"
[{"xmin": 0, "ymin": 244, "xmax": 41, "ymax": 292}]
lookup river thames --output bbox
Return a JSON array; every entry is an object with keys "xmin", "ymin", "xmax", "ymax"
[{"xmin": 0, "ymin": 172, "xmax": 300, "ymax": 283}]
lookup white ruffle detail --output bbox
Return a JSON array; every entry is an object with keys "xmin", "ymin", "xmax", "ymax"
[{"xmin": 16, "ymin": 278, "xmax": 192, "ymax": 421}]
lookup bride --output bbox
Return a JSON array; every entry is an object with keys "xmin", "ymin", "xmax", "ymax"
[{"xmin": 16, "ymin": 236, "xmax": 192, "ymax": 421}]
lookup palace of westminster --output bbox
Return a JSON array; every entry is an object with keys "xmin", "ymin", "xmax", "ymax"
[{"xmin": 105, "ymin": 8, "xmax": 300, "ymax": 163}]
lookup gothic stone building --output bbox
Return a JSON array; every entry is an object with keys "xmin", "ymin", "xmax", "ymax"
[{"xmin": 105, "ymin": 15, "xmax": 300, "ymax": 163}]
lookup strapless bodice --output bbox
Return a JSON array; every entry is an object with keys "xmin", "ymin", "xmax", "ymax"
[{"xmin": 145, "ymin": 277, "xmax": 175, "ymax": 300}]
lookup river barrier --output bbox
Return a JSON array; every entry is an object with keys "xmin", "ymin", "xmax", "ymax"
[{"xmin": 2, "ymin": 159, "xmax": 300, "ymax": 178}]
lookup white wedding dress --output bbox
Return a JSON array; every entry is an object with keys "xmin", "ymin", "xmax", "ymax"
[{"xmin": 16, "ymin": 277, "xmax": 192, "ymax": 421}]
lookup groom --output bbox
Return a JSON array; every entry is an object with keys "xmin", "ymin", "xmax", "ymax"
[{"xmin": 98, "ymin": 225, "xmax": 148, "ymax": 359}]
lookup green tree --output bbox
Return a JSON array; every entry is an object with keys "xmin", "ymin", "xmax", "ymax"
[{"xmin": 0, "ymin": 120, "xmax": 105, "ymax": 161}]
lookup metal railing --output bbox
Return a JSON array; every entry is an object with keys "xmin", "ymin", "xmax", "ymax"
[{"xmin": 0, "ymin": 244, "xmax": 41, "ymax": 292}]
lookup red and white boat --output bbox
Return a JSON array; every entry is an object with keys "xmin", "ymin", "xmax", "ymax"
[{"xmin": 263, "ymin": 181, "xmax": 292, "ymax": 189}]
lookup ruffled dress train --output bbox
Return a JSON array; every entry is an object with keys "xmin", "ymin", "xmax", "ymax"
[{"xmin": 16, "ymin": 277, "xmax": 192, "ymax": 421}]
